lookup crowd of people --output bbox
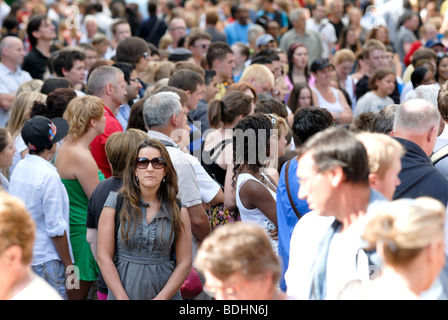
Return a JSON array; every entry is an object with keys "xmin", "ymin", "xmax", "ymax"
[{"xmin": 1, "ymin": 0, "xmax": 448, "ymax": 301}]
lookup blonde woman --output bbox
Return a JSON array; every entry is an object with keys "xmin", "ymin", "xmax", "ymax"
[
  {"xmin": 7, "ymin": 91, "xmax": 46, "ymax": 176},
  {"xmin": 195, "ymin": 222, "xmax": 287, "ymax": 300},
  {"xmin": 55, "ymin": 95, "xmax": 106, "ymax": 300},
  {"xmin": 339, "ymin": 197, "xmax": 446, "ymax": 300}
]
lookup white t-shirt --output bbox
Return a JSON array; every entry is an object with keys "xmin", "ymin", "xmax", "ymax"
[{"xmin": 11, "ymin": 271, "xmax": 62, "ymax": 300}]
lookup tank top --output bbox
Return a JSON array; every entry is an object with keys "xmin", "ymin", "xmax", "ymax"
[{"xmin": 311, "ymin": 86, "xmax": 345, "ymax": 114}]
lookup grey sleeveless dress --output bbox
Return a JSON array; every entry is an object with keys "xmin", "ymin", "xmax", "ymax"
[{"xmin": 104, "ymin": 191, "xmax": 182, "ymax": 300}]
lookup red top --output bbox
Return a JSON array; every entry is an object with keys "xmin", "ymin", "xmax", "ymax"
[{"xmin": 89, "ymin": 106, "xmax": 123, "ymax": 178}]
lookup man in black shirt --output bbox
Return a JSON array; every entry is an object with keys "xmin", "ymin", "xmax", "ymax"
[
  {"xmin": 22, "ymin": 14, "xmax": 55, "ymax": 80},
  {"xmin": 355, "ymin": 39, "xmax": 400, "ymax": 104}
]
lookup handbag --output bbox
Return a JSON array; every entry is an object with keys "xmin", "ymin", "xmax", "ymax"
[
  {"xmin": 180, "ymin": 267, "xmax": 203, "ymax": 298},
  {"xmin": 284, "ymin": 158, "xmax": 302, "ymax": 220}
]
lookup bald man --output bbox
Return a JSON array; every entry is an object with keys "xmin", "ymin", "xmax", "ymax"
[
  {"xmin": 391, "ymin": 99, "xmax": 448, "ymax": 205},
  {"xmin": 0, "ymin": 36, "xmax": 32, "ymax": 126}
]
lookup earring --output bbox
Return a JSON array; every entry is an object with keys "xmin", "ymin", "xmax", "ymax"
[
  {"xmin": 135, "ymin": 176, "xmax": 139, "ymax": 183},
  {"xmin": 162, "ymin": 177, "xmax": 166, "ymax": 183}
]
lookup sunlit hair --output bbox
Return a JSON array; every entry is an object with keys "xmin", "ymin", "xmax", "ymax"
[
  {"xmin": 356, "ymin": 132, "xmax": 405, "ymax": 179},
  {"xmin": 195, "ymin": 222, "xmax": 281, "ymax": 283},
  {"xmin": 63, "ymin": 95, "xmax": 105, "ymax": 141},
  {"xmin": 363, "ymin": 197, "xmax": 445, "ymax": 267},
  {"xmin": 7, "ymin": 91, "xmax": 47, "ymax": 139},
  {"xmin": 118, "ymin": 139, "xmax": 183, "ymax": 246},
  {"xmin": 0, "ymin": 193, "xmax": 35, "ymax": 265},
  {"xmin": 208, "ymin": 90, "xmax": 253, "ymax": 129}
]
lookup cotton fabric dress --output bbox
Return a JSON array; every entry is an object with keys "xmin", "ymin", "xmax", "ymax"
[
  {"xmin": 61, "ymin": 171, "xmax": 104, "ymax": 281},
  {"xmin": 104, "ymin": 191, "xmax": 181, "ymax": 300}
]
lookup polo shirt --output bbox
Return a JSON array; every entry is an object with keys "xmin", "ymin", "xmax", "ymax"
[
  {"xmin": 90, "ymin": 106, "xmax": 123, "ymax": 178},
  {"xmin": 279, "ymin": 29, "xmax": 323, "ymax": 66},
  {"xmin": 393, "ymin": 137, "xmax": 448, "ymax": 206}
]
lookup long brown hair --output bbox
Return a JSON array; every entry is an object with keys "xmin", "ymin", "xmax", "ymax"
[{"xmin": 118, "ymin": 139, "xmax": 183, "ymax": 246}]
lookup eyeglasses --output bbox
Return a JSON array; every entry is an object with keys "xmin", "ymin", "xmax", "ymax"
[
  {"xmin": 170, "ymin": 26, "xmax": 186, "ymax": 31},
  {"xmin": 130, "ymin": 78, "xmax": 142, "ymax": 84},
  {"xmin": 195, "ymin": 43, "xmax": 210, "ymax": 49},
  {"xmin": 135, "ymin": 157, "xmax": 166, "ymax": 169},
  {"xmin": 142, "ymin": 52, "xmax": 150, "ymax": 60},
  {"xmin": 203, "ymin": 281, "xmax": 248, "ymax": 298}
]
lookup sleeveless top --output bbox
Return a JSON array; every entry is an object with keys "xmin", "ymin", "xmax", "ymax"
[
  {"xmin": 311, "ymin": 86, "xmax": 345, "ymax": 114},
  {"xmin": 235, "ymin": 172, "xmax": 278, "ymax": 252},
  {"xmin": 202, "ymin": 139, "xmax": 231, "ymax": 189},
  {"xmin": 104, "ymin": 191, "xmax": 181, "ymax": 300},
  {"xmin": 61, "ymin": 172, "xmax": 104, "ymax": 281}
]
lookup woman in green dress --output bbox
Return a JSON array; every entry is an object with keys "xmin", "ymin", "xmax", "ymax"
[{"xmin": 55, "ymin": 95, "xmax": 106, "ymax": 299}]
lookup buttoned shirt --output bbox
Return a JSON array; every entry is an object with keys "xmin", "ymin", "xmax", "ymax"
[{"xmin": 10, "ymin": 154, "xmax": 73, "ymax": 266}]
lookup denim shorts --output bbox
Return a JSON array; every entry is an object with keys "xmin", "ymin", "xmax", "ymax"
[{"xmin": 32, "ymin": 260, "xmax": 67, "ymax": 300}]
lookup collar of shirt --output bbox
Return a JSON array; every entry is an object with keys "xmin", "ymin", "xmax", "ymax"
[
  {"xmin": 0, "ymin": 62, "xmax": 21, "ymax": 75},
  {"xmin": 147, "ymin": 129, "xmax": 179, "ymax": 148}
]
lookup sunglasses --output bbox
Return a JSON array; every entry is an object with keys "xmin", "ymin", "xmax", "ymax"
[{"xmin": 135, "ymin": 157, "xmax": 166, "ymax": 169}]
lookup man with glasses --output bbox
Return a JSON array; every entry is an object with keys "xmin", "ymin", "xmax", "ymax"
[
  {"xmin": 285, "ymin": 127, "xmax": 386, "ymax": 299},
  {"xmin": 187, "ymin": 30, "xmax": 211, "ymax": 66},
  {"xmin": 167, "ymin": 17, "xmax": 187, "ymax": 52},
  {"xmin": 113, "ymin": 62, "xmax": 142, "ymax": 130}
]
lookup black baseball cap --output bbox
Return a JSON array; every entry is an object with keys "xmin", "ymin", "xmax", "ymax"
[
  {"xmin": 22, "ymin": 115, "xmax": 69, "ymax": 151},
  {"xmin": 310, "ymin": 58, "xmax": 334, "ymax": 73}
]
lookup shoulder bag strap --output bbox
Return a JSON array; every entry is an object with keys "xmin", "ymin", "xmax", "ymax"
[
  {"xmin": 285, "ymin": 159, "xmax": 302, "ymax": 220},
  {"xmin": 431, "ymin": 144, "xmax": 448, "ymax": 165}
]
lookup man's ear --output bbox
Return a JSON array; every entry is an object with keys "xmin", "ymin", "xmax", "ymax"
[
  {"xmin": 61, "ymin": 67, "xmax": 69, "ymax": 78},
  {"xmin": 328, "ymin": 165, "xmax": 344, "ymax": 188}
]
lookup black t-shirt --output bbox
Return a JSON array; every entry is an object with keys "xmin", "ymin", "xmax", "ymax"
[
  {"xmin": 22, "ymin": 47, "xmax": 48, "ymax": 80},
  {"xmin": 86, "ymin": 176, "xmax": 123, "ymax": 295}
]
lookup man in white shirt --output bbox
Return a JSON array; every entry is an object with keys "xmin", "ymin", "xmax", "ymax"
[
  {"xmin": 306, "ymin": 1, "xmax": 337, "ymax": 60},
  {"xmin": 0, "ymin": 36, "xmax": 32, "ymax": 127},
  {"xmin": 10, "ymin": 115, "xmax": 73, "ymax": 299},
  {"xmin": 286, "ymin": 127, "xmax": 386, "ymax": 299},
  {"xmin": 142, "ymin": 91, "xmax": 211, "ymax": 245}
]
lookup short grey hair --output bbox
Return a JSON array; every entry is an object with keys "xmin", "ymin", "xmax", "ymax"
[
  {"xmin": 408, "ymin": 84, "xmax": 439, "ymax": 107},
  {"xmin": 87, "ymin": 66, "xmax": 124, "ymax": 96},
  {"xmin": 393, "ymin": 99, "xmax": 440, "ymax": 134},
  {"xmin": 289, "ymin": 8, "xmax": 306, "ymax": 23},
  {"xmin": 143, "ymin": 91, "xmax": 182, "ymax": 129}
]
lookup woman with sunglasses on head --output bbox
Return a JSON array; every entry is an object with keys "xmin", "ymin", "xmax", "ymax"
[
  {"xmin": 97, "ymin": 139, "xmax": 192, "ymax": 300},
  {"xmin": 55, "ymin": 95, "xmax": 107, "ymax": 299},
  {"xmin": 310, "ymin": 58, "xmax": 353, "ymax": 125}
]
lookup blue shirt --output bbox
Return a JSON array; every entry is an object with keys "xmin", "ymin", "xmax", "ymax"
[
  {"xmin": 276, "ymin": 157, "xmax": 311, "ymax": 291},
  {"xmin": 116, "ymin": 103, "xmax": 131, "ymax": 131},
  {"xmin": 224, "ymin": 22, "xmax": 253, "ymax": 46},
  {"xmin": 10, "ymin": 154, "xmax": 73, "ymax": 266},
  {"xmin": 0, "ymin": 62, "xmax": 32, "ymax": 127}
]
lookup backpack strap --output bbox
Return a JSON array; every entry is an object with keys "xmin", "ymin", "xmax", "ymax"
[
  {"xmin": 431, "ymin": 144, "xmax": 448, "ymax": 165},
  {"xmin": 285, "ymin": 159, "xmax": 302, "ymax": 220},
  {"xmin": 114, "ymin": 193, "xmax": 124, "ymax": 243}
]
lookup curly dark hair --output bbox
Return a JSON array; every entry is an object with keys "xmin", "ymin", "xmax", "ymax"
[{"xmin": 232, "ymin": 113, "xmax": 273, "ymax": 190}]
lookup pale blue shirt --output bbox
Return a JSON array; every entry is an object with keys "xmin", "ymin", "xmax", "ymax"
[
  {"xmin": 10, "ymin": 154, "xmax": 73, "ymax": 266},
  {"xmin": 116, "ymin": 103, "xmax": 131, "ymax": 130},
  {"xmin": 0, "ymin": 62, "xmax": 32, "ymax": 127}
]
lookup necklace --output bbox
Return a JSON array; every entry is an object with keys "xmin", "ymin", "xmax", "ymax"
[{"xmin": 139, "ymin": 197, "xmax": 150, "ymax": 207}]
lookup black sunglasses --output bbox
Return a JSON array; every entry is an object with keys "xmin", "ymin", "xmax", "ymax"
[{"xmin": 135, "ymin": 157, "xmax": 166, "ymax": 169}]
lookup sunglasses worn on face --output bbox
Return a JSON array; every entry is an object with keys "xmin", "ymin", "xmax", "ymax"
[{"xmin": 135, "ymin": 157, "xmax": 166, "ymax": 169}]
